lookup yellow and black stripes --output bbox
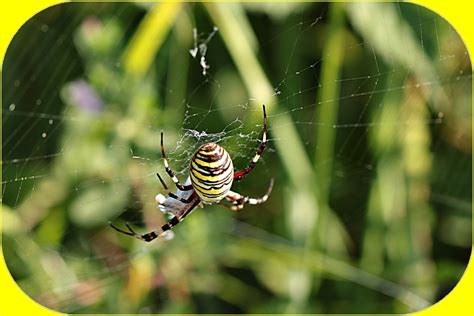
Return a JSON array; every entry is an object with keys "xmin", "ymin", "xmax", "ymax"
[{"xmin": 190, "ymin": 143, "xmax": 234, "ymax": 203}]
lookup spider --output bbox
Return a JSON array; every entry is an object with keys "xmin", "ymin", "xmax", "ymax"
[{"xmin": 110, "ymin": 104, "xmax": 273, "ymax": 242}]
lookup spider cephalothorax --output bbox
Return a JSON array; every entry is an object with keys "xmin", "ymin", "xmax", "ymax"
[{"xmin": 111, "ymin": 104, "xmax": 272, "ymax": 242}]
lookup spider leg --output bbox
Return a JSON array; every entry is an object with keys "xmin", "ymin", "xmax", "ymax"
[
  {"xmin": 224, "ymin": 178, "xmax": 274, "ymax": 212},
  {"xmin": 110, "ymin": 223, "xmax": 144, "ymax": 239},
  {"xmin": 110, "ymin": 222, "xmax": 163, "ymax": 242},
  {"xmin": 234, "ymin": 104, "xmax": 267, "ymax": 181},
  {"xmin": 156, "ymin": 173, "xmax": 195, "ymax": 203},
  {"xmin": 161, "ymin": 131, "xmax": 193, "ymax": 191},
  {"xmin": 110, "ymin": 196, "xmax": 201, "ymax": 242}
]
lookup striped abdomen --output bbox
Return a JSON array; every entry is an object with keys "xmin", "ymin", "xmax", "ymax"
[{"xmin": 190, "ymin": 143, "xmax": 234, "ymax": 203}]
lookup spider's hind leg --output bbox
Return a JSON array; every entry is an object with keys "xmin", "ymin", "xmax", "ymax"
[{"xmin": 224, "ymin": 178, "xmax": 274, "ymax": 212}]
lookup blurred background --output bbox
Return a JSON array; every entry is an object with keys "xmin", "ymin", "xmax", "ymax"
[{"xmin": 2, "ymin": 2, "xmax": 472, "ymax": 314}]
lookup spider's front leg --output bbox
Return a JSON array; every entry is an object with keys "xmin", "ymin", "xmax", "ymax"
[
  {"xmin": 223, "ymin": 178, "xmax": 274, "ymax": 212},
  {"xmin": 156, "ymin": 173, "xmax": 195, "ymax": 204},
  {"xmin": 109, "ymin": 223, "xmax": 161, "ymax": 242},
  {"xmin": 160, "ymin": 131, "xmax": 193, "ymax": 191}
]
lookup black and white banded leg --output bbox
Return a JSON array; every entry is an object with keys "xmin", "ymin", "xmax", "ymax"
[
  {"xmin": 155, "ymin": 172, "xmax": 195, "ymax": 204},
  {"xmin": 234, "ymin": 104, "xmax": 268, "ymax": 181},
  {"xmin": 161, "ymin": 131, "xmax": 193, "ymax": 191},
  {"xmin": 224, "ymin": 178, "xmax": 274, "ymax": 212},
  {"xmin": 110, "ymin": 197, "xmax": 200, "ymax": 242}
]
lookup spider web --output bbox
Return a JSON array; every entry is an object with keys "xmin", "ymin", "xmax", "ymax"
[{"xmin": 2, "ymin": 2, "xmax": 472, "ymax": 314}]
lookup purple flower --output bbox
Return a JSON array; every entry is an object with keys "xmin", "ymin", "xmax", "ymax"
[{"xmin": 66, "ymin": 79, "xmax": 103, "ymax": 113}]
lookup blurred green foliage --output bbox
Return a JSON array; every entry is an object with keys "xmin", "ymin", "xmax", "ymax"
[{"xmin": 2, "ymin": 2, "xmax": 471, "ymax": 314}]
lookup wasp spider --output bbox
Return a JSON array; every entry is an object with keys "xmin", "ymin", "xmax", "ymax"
[{"xmin": 111, "ymin": 105, "xmax": 273, "ymax": 242}]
